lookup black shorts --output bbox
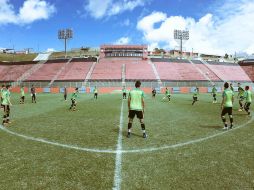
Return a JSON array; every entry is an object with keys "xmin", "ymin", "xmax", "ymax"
[
  {"xmin": 244, "ymin": 102, "xmax": 251, "ymax": 109},
  {"xmin": 239, "ymin": 96, "xmax": 244, "ymax": 101},
  {"xmin": 128, "ymin": 110, "xmax": 144, "ymax": 119},
  {"xmin": 94, "ymin": 93, "xmax": 98, "ymax": 96},
  {"xmin": 213, "ymin": 94, "xmax": 216, "ymax": 98},
  {"xmin": 123, "ymin": 92, "xmax": 126, "ymax": 96},
  {"xmin": 193, "ymin": 96, "xmax": 198, "ymax": 101},
  {"xmin": 221, "ymin": 107, "xmax": 233, "ymax": 116},
  {"xmin": 3, "ymin": 105, "xmax": 10, "ymax": 113}
]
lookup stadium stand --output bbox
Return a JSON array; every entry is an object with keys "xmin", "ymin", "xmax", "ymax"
[
  {"xmin": 206, "ymin": 64, "xmax": 252, "ymax": 81},
  {"xmin": 150, "ymin": 58, "xmax": 190, "ymax": 63},
  {"xmin": 152, "ymin": 61, "xmax": 206, "ymax": 81},
  {"xmin": 26, "ymin": 59, "xmax": 69, "ymax": 81},
  {"xmin": 0, "ymin": 61, "xmax": 37, "ymax": 82},
  {"xmin": 191, "ymin": 60, "xmax": 221, "ymax": 81},
  {"xmin": 239, "ymin": 61, "xmax": 254, "ymax": 82},
  {"xmin": 125, "ymin": 60, "xmax": 156, "ymax": 80},
  {"xmin": 91, "ymin": 58, "xmax": 122, "ymax": 80},
  {"xmin": 56, "ymin": 59, "xmax": 94, "ymax": 81}
]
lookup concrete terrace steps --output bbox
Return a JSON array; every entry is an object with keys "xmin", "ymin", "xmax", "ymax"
[
  {"xmin": 83, "ymin": 61, "xmax": 97, "ymax": 86},
  {"xmin": 12, "ymin": 60, "xmax": 48, "ymax": 87},
  {"xmin": 48, "ymin": 58, "xmax": 73, "ymax": 87}
]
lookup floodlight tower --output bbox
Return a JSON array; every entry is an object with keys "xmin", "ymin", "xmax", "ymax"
[
  {"xmin": 174, "ymin": 30, "xmax": 189, "ymax": 57},
  {"xmin": 58, "ymin": 29, "xmax": 73, "ymax": 58}
]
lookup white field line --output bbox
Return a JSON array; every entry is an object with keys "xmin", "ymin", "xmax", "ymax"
[
  {"xmin": 112, "ymin": 100, "xmax": 124, "ymax": 190},
  {"xmin": 0, "ymin": 125, "xmax": 116, "ymax": 154},
  {"xmin": 122, "ymin": 113, "xmax": 254, "ymax": 153},
  {"xmin": 0, "ymin": 113, "xmax": 253, "ymax": 154}
]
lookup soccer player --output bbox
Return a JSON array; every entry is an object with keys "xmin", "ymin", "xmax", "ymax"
[
  {"xmin": 20, "ymin": 85, "xmax": 25, "ymax": 104},
  {"xmin": 127, "ymin": 81, "xmax": 147, "ymax": 139},
  {"xmin": 164, "ymin": 87, "xmax": 171, "ymax": 102},
  {"xmin": 211, "ymin": 85, "xmax": 217, "ymax": 103},
  {"xmin": 1, "ymin": 84, "xmax": 5, "ymax": 108},
  {"xmin": 152, "ymin": 88, "xmax": 156, "ymax": 98},
  {"xmin": 69, "ymin": 88, "xmax": 78, "ymax": 111},
  {"xmin": 230, "ymin": 83, "xmax": 234, "ymax": 92},
  {"xmin": 122, "ymin": 86, "xmax": 127, "ymax": 99},
  {"xmin": 2, "ymin": 85, "xmax": 12, "ymax": 126},
  {"xmin": 31, "ymin": 85, "xmax": 36, "ymax": 103},
  {"xmin": 94, "ymin": 87, "xmax": 98, "ymax": 100},
  {"xmin": 221, "ymin": 82, "xmax": 234, "ymax": 130},
  {"xmin": 243, "ymin": 86, "xmax": 252, "ymax": 116},
  {"xmin": 237, "ymin": 83, "xmax": 245, "ymax": 111},
  {"xmin": 192, "ymin": 87, "xmax": 199, "ymax": 105},
  {"xmin": 64, "ymin": 86, "xmax": 67, "ymax": 101}
]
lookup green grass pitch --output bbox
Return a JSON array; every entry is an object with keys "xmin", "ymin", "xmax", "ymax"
[{"xmin": 0, "ymin": 92, "xmax": 254, "ymax": 189}]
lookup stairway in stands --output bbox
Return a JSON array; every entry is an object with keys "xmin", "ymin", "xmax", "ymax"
[
  {"xmin": 189, "ymin": 60, "xmax": 214, "ymax": 85},
  {"xmin": 148, "ymin": 59, "xmax": 162, "ymax": 85},
  {"xmin": 48, "ymin": 58, "xmax": 73, "ymax": 87},
  {"xmin": 11, "ymin": 59, "xmax": 49, "ymax": 87},
  {"xmin": 82, "ymin": 58, "xmax": 98, "ymax": 86}
]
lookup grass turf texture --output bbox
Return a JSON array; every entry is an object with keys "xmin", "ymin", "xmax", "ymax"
[
  {"xmin": 0, "ymin": 53, "xmax": 38, "ymax": 62},
  {"xmin": 0, "ymin": 93, "xmax": 253, "ymax": 189}
]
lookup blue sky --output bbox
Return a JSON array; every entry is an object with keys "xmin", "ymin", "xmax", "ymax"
[{"xmin": 0, "ymin": 0, "xmax": 254, "ymax": 55}]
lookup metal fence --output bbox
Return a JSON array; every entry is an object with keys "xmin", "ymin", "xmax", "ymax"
[{"xmin": 1, "ymin": 80, "xmax": 253, "ymax": 89}]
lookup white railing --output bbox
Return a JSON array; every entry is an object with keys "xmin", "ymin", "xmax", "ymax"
[
  {"xmin": 83, "ymin": 61, "xmax": 97, "ymax": 86},
  {"xmin": 148, "ymin": 59, "xmax": 162, "ymax": 85}
]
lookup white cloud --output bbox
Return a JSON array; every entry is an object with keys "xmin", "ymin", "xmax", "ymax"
[
  {"xmin": 0, "ymin": 0, "xmax": 56, "ymax": 25},
  {"xmin": 46, "ymin": 48, "xmax": 56, "ymax": 52},
  {"xmin": 114, "ymin": 37, "xmax": 131, "ymax": 45},
  {"xmin": 137, "ymin": 0, "xmax": 254, "ymax": 55},
  {"xmin": 85, "ymin": 0, "xmax": 146, "ymax": 19}
]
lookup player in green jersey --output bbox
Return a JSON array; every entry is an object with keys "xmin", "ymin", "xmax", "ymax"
[
  {"xmin": 127, "ymin": 81, "xmax": 147, "ymax": 139},
  {"xmin": 221, "ymin": 82, "xmax": 234, "ymax": 130},
  {"xmin": 1, "ymin": 84, "xmax": 5, "ymax": 109},
  {"xmin": 122, "ymin": 86, "xmax": 127, "ymax": 99},
  {"xmin": 93, "ymin": 87, "xmax": 98, "ymax": 100},
  {"xmin": 230, "ymin": 83, "xmax": 234, "ymax": 92},
  {"xmin": 2, "ymin": 85, "xmax": 12, "ymax": 126},
  {"xmin": 243, "ymin": 86, "xmax": 252, "ymax": 116},
  {"xmin": 163, "ymin": 87, "xmax": 171, "ymax": 102},
  {"xmin": 20, "ymin": 85, "xmax": 25, "ymax": 104},
  {"xmin": 69, "ymin": 88, "xmax": 78, "ymax": 111},
  {"xmin": 192, "ymin": 87, "xmax": 199, "ymax": 105},
  {"xmin": 237, "ymin": 83, "xmax": 245, "ymax": 111},
  {"xmin": 211, "ymin": 85, "xmax": 217, "ymax": 103}
]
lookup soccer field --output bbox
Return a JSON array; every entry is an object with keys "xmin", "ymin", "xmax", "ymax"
[{"xmin": 0, "ymin": 92, "xmax": 254, "ymax": 190}]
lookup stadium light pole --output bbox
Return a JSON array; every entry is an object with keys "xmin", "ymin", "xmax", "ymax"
[
  {"xmin": 174, "ymin": 30, "xmax": 189, "ymax": 58},
  {"xmin": 58, "ymin": 29, "xmax": 73, "ymax": 58}
]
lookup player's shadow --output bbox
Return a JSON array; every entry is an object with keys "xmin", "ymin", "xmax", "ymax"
[
  {"xmin": 199, "ymin": 125, "xmax": 222, "ymax": 130},
  {"xmin": 113, "ymin": 129, "xmax": 143, "ymax": 138}
]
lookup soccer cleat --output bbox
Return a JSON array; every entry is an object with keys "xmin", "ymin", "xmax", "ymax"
[
  {"xmin": 229, "ymin": 125, "xmax": 233, "ymax": 129},
  {"xmin": 127, "ymin": 132, "xmax": 131, "ymax": 138},
  {"xmin": 238, "ymin": 109, "xmax": 243, "ymax": 112},
  {"xmin": 223, "ymin": 127, "xmax": 228, "ymax": 130},
  {"xmin": 143, "ymin": 133, "xmax": 147, "ymax": 139}
]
